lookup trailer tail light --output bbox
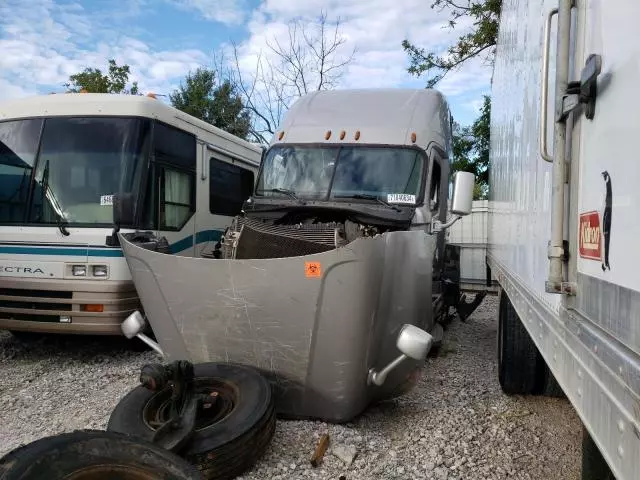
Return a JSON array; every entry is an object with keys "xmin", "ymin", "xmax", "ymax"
[{"xmin": 82, "ymin": 304, "xmax": 104, "ymax": 313}]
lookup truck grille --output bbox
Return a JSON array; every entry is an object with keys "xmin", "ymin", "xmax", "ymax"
[{"xmin": 228, "ymin": 216, "xmax": 341, "ymax": 259}]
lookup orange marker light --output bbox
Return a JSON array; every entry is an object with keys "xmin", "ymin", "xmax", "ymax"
[
  {"xmin": 82, "ymin": 304, "xmax": 104, "ymax": 313},
  {"xmin": 146, "ymin": 92, "xmax": 157, "ymax": 99},
  {"xmin": 325, "ymin": 130, "xmax": 332, "ymax": 140},
  {"xmin": 354, "ymin": 130, "xmax": 361, "ymax": 141},
  {"xmin": 411, "ymin": 132, "xmax": 417, "ymax": 143},
  {"xmin": 340, "ymin": 130, "xmax": 346, "ymax": 140},
  {"xmin": 278, "ymin": 131, "xmax": 285, "ymax": 140}
]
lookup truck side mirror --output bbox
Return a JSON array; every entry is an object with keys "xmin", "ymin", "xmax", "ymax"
[{"xmin": 450, "ymin": 171, "xmax": 475, "ymax": 216}]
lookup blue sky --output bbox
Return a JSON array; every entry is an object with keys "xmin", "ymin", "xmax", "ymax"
[{"xmin": 0, "ymin": 0, "xmax": 492, "ymax": 128}]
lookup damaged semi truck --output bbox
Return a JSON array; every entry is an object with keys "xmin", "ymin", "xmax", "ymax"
[{"xmin": 115, "ymin": 88, "xmax": 478, "ymax": 424}]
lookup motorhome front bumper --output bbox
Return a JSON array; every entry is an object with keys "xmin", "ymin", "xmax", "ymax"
[{"xmin": 0, "ymin": 277, "xmax": 140, "ymax": 335}]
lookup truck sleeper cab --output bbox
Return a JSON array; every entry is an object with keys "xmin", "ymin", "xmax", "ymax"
[{"xmin": 118, "ymin": 88, "xmax": 475, "ymax": 422}]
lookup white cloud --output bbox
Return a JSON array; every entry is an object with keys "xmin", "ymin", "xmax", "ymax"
[
  {"xmin": 166, "ymin": 0, "xmax": 247, "ymax": 25},
  {"xmin": 228, "ymin": 0, "xmax": 491, "ymax": 126},
  {"xmin": 0, "ymin": 0, "xmax": 208, "ymax": 98},
  {"xmin": 0, "ymin": 79, "xmax": 36, "ymax": 101},
  {"xmin": 0, "ymin": 0, "xmax": 490, "ymax": 127}
]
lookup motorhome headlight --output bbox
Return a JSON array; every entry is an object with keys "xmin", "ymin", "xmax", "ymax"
[
  {"xmin": 72, "ymin": 265, "xmax": 87, "ymax": 276},
  {"xmin": 92, "ymin": 265, "xmax": 108, "ymax": 277}
]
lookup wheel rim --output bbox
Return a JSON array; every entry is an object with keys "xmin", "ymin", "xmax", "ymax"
[
  {"xmin": 143, "ymin": 377, "xmax": 238, "ymax": 432},
  {"xmin": 64, "ymin": 465, "xmax": 158, "ymax": 479}
]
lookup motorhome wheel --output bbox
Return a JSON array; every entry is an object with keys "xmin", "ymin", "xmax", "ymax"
[
  {"xmin": 0, "ymin": 430, "xmax": 202, "ymax": 479},
  {"xmin": 107, "ymin": 362, "xmax": 275, "ymax": 480}
]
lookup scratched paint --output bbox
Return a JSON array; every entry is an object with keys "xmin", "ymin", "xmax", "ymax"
[{"xmin": 120, "ymin": 230, "xmax": 435, "ymax": 422}]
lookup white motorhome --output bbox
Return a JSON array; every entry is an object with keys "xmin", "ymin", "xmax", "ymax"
[
  {"xmin": 0, "ymin": 93, "xmax": 262, "ymax": 336},
  {"xmin": 489, "ymin": 0, "xmax": 639, "ymax": 478}
]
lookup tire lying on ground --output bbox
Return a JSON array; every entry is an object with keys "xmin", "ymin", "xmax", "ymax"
[
  {"xmin": 107, "ymin": 362, "xmax": 276, "ymax": 480},
  {"xmin": 0, "ymin": 429, "xmax": 202, "ymax": 480}
]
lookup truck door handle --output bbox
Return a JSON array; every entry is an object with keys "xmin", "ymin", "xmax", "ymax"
[{"xmin": 540, "ymin": 8, "xmax": 558, "ymax": 163}]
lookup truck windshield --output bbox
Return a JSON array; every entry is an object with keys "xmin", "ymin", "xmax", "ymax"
[
  {"xmin": 255, "ymin": 145, "xmax": 425, "ymax": 203},
  {"xmin": 0, "ymin": 117, "xmax": 150, "ymax": 225}
]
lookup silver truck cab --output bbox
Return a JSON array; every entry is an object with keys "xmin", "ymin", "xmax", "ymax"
[{"xmin": 118, "ymin": 88, "xmax": 475, "ymax": 422}]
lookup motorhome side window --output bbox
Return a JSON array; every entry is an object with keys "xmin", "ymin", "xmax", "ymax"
[
  {"xmin": 209, "ymin": 158, "xmax": 254, "ymax": 216},
  {"xmin": 153, "ymin": 122, "xmax": 196, "ymax": 230}
]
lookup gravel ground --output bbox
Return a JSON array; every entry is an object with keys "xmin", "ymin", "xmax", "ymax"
[{"xmin": 0, "ymin": 295, "xmax": 581, "ymax": 479}]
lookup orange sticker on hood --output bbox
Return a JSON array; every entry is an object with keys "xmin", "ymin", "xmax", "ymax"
[{"xmin": 305, "ymin": 261, "xmax": 321, "ymax": 278}]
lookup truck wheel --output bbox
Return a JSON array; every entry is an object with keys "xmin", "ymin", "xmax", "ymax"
[
  {"xmin": 497, "ymin": 291, "xmax": 538, "ymax": 394},
  {"xmin": 534, "ymin": 355, "xmax": 566, "ymax": 398},
  {"xmin": 581, "ymin": 425, "xmax": 616, "ymax": 480},
  {"xmin": 107, "ymin": 362, "xmax": 275, "ymax": 480},
  {"xmin": 0, "ymin": 429, "xmax": 201, "ymax": 479}
]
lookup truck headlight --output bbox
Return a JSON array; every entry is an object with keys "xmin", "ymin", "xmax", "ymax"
[
  {"xmin": 92, "ymin": 265, "xmax": 108, "ymax": 277},
  {"xmin": 72, "ymin": 265, "xmax": 87, "ymax": 276}
]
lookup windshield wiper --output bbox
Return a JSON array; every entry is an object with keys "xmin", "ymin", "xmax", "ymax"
[
  {"xmin": 265, "ymin": 188, "xmax": 304, "ymax": 203},
  {"xmin": 333, "ymin": 194, "xmax": 403, "ymax": 212},
  {"xmin": 56, "ymin": 215, "xmax": 70, "ymax": 236}
]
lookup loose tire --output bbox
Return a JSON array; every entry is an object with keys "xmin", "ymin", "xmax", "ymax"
[
  {"xmin": 581, "ymin": 425, "xmax": 616, "ymax": 480},
  {"xmin": 497, "ymin": 290, "xmax": 538, "ymax": 394},
  {"xmin": 108, "ymin": 362, "xmax": 275, "ymax": 480},
  {"xmin": 0, "ymin": 429, "xmax": 201, "ymax": 480}
]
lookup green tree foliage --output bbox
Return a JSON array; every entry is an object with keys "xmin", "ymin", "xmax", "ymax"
[
  {"xmin": 401, "ymin": 0, "xmax": 501, "ymax": 88},
  {"xmin": 65, "ymin": 59, "xmax": 139, "ymax": 94},
  {"xmin": 401, "ymin": 1, "xmax": 499, "ymax": 198},
  {"xmin": 170, "ymin": 68, "xmax": 251, "ymax": 140},
  {"xmin": 451, "ymin": 95, "xmax": 490, "ymax": 199}
]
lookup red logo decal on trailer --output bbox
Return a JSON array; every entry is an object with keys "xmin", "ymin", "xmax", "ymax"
[{"xmin": 579, "ymin": 211, "xmax": 602, "ymax": 260}]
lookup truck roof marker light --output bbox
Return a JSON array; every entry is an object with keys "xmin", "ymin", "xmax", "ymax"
[
  {"xmin": 340, "ymin": 130, "xmax": 346, "ymax": 140},
  {"xmin": 354, "ymin": 130, "xmax": 361, "ymax": 141},
  {"xmin": 79, "ymin": 89, "xmax": 88, "ymax": 93},
  {"xmin": 146, "ymin": 92, "xmax": 157, "ymax": 99},
  {"xmin": 411, "ymin": 132, "xmax": 417, "ymax": 143},
  {"xmin": 325, "ymin": 130, "xmax": 332, "ymax": 140},
  {"xmin": 278, "ymin": 131, "xmax": 285, "ymax": 140}
]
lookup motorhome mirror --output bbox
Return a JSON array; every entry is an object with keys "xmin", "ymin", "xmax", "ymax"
[
  {"xmin": 113, "ymin": 192, "xmax": 135, "ymax": 226},
  {"xmin": 450, "ymin": 171, "xmax": 475, "ymax": 216},
  {"xmin": 396, "ymin": 324, "xmax": 433, "ymax": 361}
]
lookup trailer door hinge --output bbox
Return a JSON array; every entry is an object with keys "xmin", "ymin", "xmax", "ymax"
[{"xmin": 559, "ymin": 53, "xmax": 602, "ymax": 122}]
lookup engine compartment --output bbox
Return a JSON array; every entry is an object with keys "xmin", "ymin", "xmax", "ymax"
[{"xmin": 216, "ymin": 210, "xmax": 402, "ymax": 260}]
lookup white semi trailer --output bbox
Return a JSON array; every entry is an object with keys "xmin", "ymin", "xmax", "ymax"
[{"xmin": 489, "ymin": 1, "xmax": 639, "ymax": 479}]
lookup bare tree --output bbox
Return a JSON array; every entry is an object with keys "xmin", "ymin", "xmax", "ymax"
[{"xmin": 226, "ymin": 12, "xmax": 356, "ymax": 144}]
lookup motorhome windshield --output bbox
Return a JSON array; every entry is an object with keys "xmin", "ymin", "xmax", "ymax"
[
  {"xmin": 255, "ymin": 145, "xmax": 425, "ymax": 203},
  {"xmin": 0, "ymin": 117, "xmax": 150, "ymax": 225}
]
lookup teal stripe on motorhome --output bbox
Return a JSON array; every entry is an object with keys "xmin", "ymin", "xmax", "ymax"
[
  {"xmin": 195, "ymin": 229, "xmax": 223, "ymax": 244},
  {"xmin": 0, "ymin": 229, "xmax": 225, "ymax": 257},
  {"xmin": 170, "ymin": 229, "xmax": 224, "ymax": 253}
]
